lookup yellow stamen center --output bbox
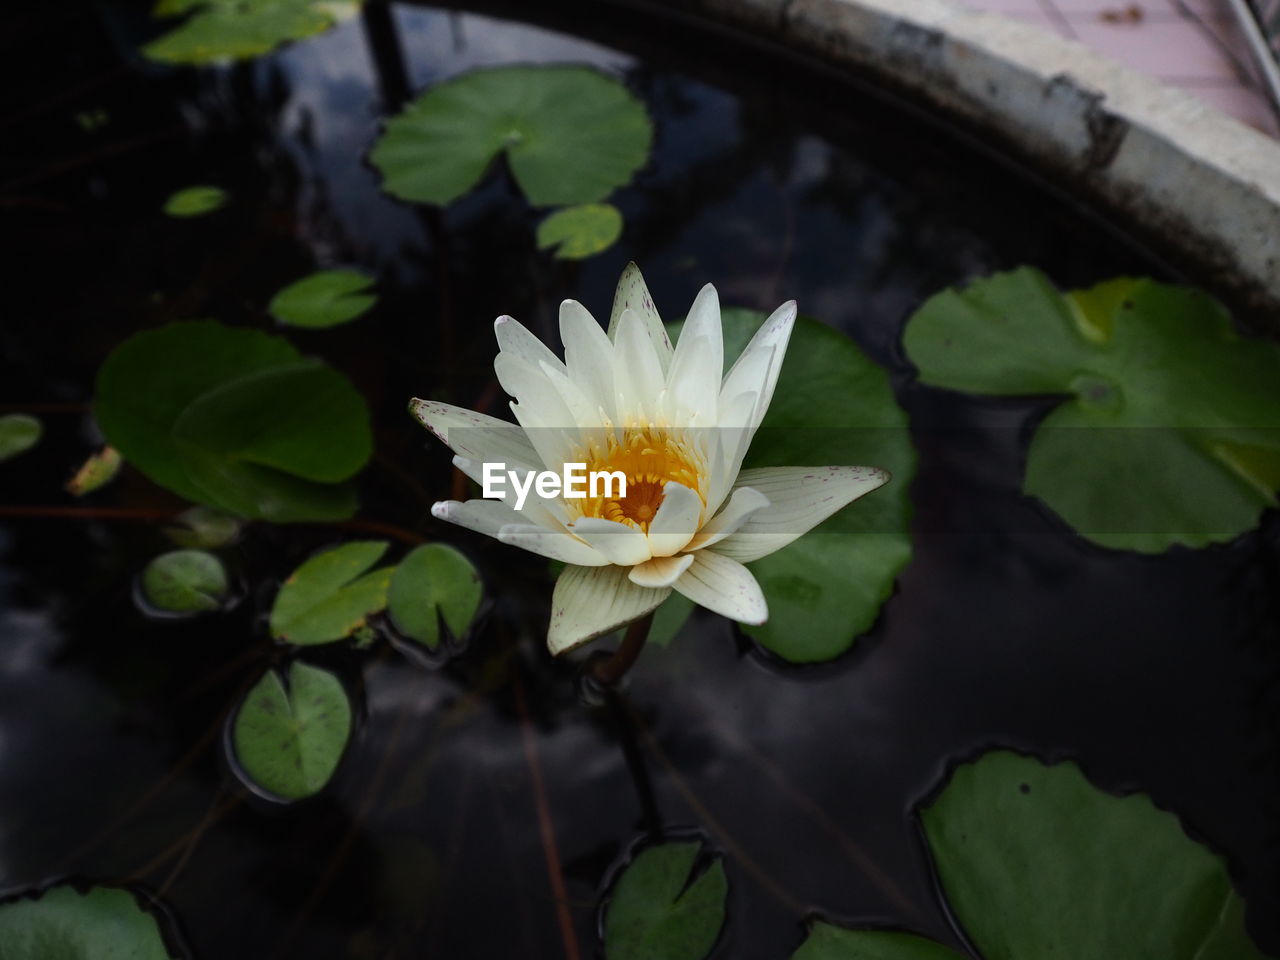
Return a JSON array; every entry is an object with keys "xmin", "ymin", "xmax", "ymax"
[{"xmin": 571, "ymin": 426, "xmax": 705, "ymax": 532}]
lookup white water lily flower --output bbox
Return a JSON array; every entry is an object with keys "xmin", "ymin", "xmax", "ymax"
[{"xmin": 411, "ymin": 264, "xmax": 889, "ymax": 654}]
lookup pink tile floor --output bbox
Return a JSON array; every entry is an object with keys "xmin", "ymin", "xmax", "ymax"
[{"xmin": 968, "ymin": 0, "xmax": 1280, "ymax": 134}]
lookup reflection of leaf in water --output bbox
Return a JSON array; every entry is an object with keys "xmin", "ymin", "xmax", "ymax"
[
  {"xmin": 536, "ymin": 203, "xmax": 624, "ymax": 260},
  {"xmin": 371, "ymin": 65, "xmax": 652, "ymax": 207},
  {"xmin": 603, "ymin": 841, "xmax": 728, "ymax": 960},
  {"xmin": 904, "ymin": 269, "xmax": 1280, "ymax": 552},
  {"xmin": 0, "ymin": 884, "xmax": 179, "ymax": 959},
  {"xmin": 794, "ymin": 751, "xmax": 1272, "ymax": 960},
  {"xmin": 144, "ymin": 0, "xmax": 362, "ymax": 65}
]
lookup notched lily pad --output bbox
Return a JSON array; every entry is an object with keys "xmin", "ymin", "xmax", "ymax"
[
  {"xmin": 0, "ymin": 413, "xmax": 43, "ymax": 462},
  {"xmin": 794, "ymin": 750, "xmax": 1273, "ymax": 959},
  {"xmin": 386, "ymin": 543, "xmax": 481, "ymax": 650},
  {"xmin": 903, "ymin": 268, "xmax": 1280, "ymax": 552},
  {"xmin": 66, "ymin": 445, "xmax": 122, "ymax": 495},
  {"xmin": 145, "ymin": 0, "xmax": 362, "ymax": 65},
  {"xmin": 270, "ymin": 540, "xmax": 394, "ymax": 645},
  {"xmin": 536, "ymin": 203, "xmax": 624, "ymax": 259},
  {"xmin": 603, "ymin": 841, "xmax": 728, "ymax": 960},
  {"xmin": 269, "ymin": 269, "xmax": 377, "ymax": 329},
  {"xmin": 231, "ymin": 661, "xmax": 352, "ymax": 801},
  {"xmin": 371, "ymin": 65, "xmax": 652, "ymax": 207},
  {"xmin": 0, "ymin": 883, "xmax": 180, "ymax": 960},
  {"xmin": 141, "ymin": 549, "xmax": 229, "ymax": 614},
  {"xmin": 163, "ymin": 185, "xmax": 227, "ymax": 217}
]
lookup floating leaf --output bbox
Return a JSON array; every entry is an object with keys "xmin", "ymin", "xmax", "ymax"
[
  {"xmin": 537, "ymin": 203, "xmax": 623, "ymax": 259},
  {"xmin": 670, "ymin": 310, "xmax": 915, "ymax": 662},
  {"xmin": 232, "ymin": 661, "xmax": 352, "ymax": 800},
  {"xmin": 603, "ymin": 842, "xmax": 728, "ymax": 960},
  {"xmin": 386, "ymin": 543, "xmax": 481, "ymax": 650},
  {"xmin": 794, "ymin": 751, "xmax": 1272, "ymax": 959},
  {"xmin": 163, "ymin": 505, "xmax": 242, "ymax": 548},
  {"xmin": 162, "ymin": 185, "xmax": 227, "ymax": 217},
  {"xmin": 270, "ymin": 541, "xmax": 393, "ymax": 645},
  {"xmin": 0, "ymin": 414, "xmax": 42, "ymax": 462},
  {"xmin": 268, "ymin": 269, "xmax": 377, "ymax": 329},
  {"xmin": 0, "ymin": 884, "xmax": 177, "ymax": 960},
  {"xmin": 66, "ymin": 446, "xmax": 122, "ymax": 495},
  {"xmin": 94, "ymin": 321, "xmax": 371, "ymax": 522},
  {"xmin": 903, "ymin": 269, "xmax": 1280, "ymax": 552},
  {"xmin": 145, "ymin": 0, "xmax": 361, "ymax": 65},
  {"xmin": 141, "ymin": 549, "xmax": 228, "ymax": 613},
  {"xmin": 371, "ymin": 65, "xmax": 651, "ymax": 207}
]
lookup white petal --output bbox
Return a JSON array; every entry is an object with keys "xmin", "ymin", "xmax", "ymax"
[
  {"xmin": 720, "ymin": 300, "xmax": 796, "ymax": 430},
  {"xmin": 560, "ymin": 299, "xmax": 616, "ymax": 422},
  {"xmin": 497, "ymin": 525, "xmax": 608, "ymax": 566},
  {"xmin": 451, "ymin": 455, "xmax": 568, "ymax": 530},
  {"xmin": 672, "ymin": 550, "xmax": 767, "ymax": 624},
  {"xmin": 494, "ymin": 315, "xmax": 566, "ymax": 376},
  {"xmin": 666, "ymin": 284, "xmax": 722, "ymax": 425},
  {"xmin": 568, "ymin": 517, "xmax": 653, "ymax": 566},
  {"xmin": 711, "ymin": 465, "xmax": 890, "ymax": 563},
  {"xmin": 645, "ymin": 481, "xmax": 703, "ymax": 557},
  {"xmin": 409, "ymin": 398, "xmax": 542, "ymax": 470},
  {"xmin": 686, "ymin": 485, "xmax": 770, "ymax": 551},
  {"xmin": 495, "ymin": 353, "xmax": 577, "ymax": 430},
  {"xmin": 608, "ymin": 262, "xmax": 672, "ymax": 372},
  {"xmin": 548, "ymin": 564, "xmax": 670, "ymax": 655},
  {"xmin": 629, "ymin": 553, "xmax": 694, "ymax": 588},
  {"xmin": 613, "ymin": 307, "xmax": 667, "ymax": 423}
]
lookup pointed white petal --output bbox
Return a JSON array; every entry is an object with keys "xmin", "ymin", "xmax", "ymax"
[
  {"xmin": 496, "ymin": 525, "xmax": 608, "ymax": 566},
  {"xmin": 711, "ymin": 465, "xmax": 890, "ymax": 563},
  {"xmin": 673, "ymin": 550, "xmax": 767, "ymax": 624},
  {"xmin": 608, "ymin": 262, "xmax": 672, "ymax": 372},
  {"xmin": 431, "ymin": 498, "xmax": 521, "ymax": 540},
  {"xmin": 494, "ymin": 315, "xmax": 566, "ymax": 376},
  {"xmin": 451, "ymin": 455, "xmax": 568, "ymax": 530},
  {"xmin": 409, "ymin": 398, "xmax": 542, "ymax": 470},
  {"xmin": 548, "ymin": 564, "xmax": 670, "ymax": 655},
  {"xmin": 495, "ymin": 353, "xmax": 577, "ymax": 430},
  {"xmin": 629, "ymin": 553, "xmax": 694, "ymax": 588},
  {"xmin": 721, "ymin": 301, "xmax": 796, "ymax": 430},
  {"xmin": 666, "ymin": 284, "xmax": 722, "ymax": 424},
  {"xmin": 686, "ymin": 485, "xmax": 770, "ymax": 551},
  {"xmin": 645, "ymin": 481, "xmax": 703, "ymax": 557},
  {"xmin": 568, "ymin": 517, "xmax": 653, "ymax": 566},
  {"xmin": 560, "ymin": 299, "xmax": 616, "ymax": 421},
  {"xmin": 613, "ymin": 307, "xmax": 667, "ymax": 423}
]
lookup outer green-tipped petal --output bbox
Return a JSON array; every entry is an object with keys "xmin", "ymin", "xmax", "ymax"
[
  {"xmin": 673, "ymin": 550, "xmax": 767, "ymax": 624},
  {"xmin": 409, "ymin": 398, "xmax": 542, "ymax": 470},
  {"xmin": 608, "ymin": 261, "xmax": 672, "ymax": 371},
  {"xmin": 711, "ymin": 465, "xmax": 890, "ymax": 563},
  {"xmin": 686, "ymin": 486, "xmax": 770, "ymax": 551},
  {"xmin": 629, "ymin": 553, "xmax": 694, "ymax": 588},
  {"xmin": 568, "ymin": 517, "xmax": 653, "ymax": 566},
  {"xmin": 548, "ymin": 564, "xmax": 670, "ymax": 655},
  {"xmin": 645, "ymin": 481, "xmax": 703, "ymax": 557}
]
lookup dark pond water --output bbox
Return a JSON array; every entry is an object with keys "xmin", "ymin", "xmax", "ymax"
[{"xmin": 3, "ymin": 1, "xmax": 1280, "ymax": 958}]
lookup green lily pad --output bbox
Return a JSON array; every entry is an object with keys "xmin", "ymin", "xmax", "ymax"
[
  {"xmin": 0, "ymin": 413, "xmax": 42, "ymax": 462},
  {"xmin": 370, "ymin": 65, "xmax": 652, "ymax": 207},
  {"xmin": 231, "ymin": 661, "xmax": 352, "ymax": 801},
  {"xmin": 144, "ymin": 0, "xmax": 361, "ymax": 65},
  {"xmin": 386, "ymin": 543, "xmax": 482, "ymax": 650},
  {"xmin": 0, "ymin": 884, "xmax": 178, "ymax": 960},
  {"xmin": 94, "ymin": 321, "xmax": 371, "ymax": 522},
  {"xmin": 603, "ymin": 841, "xmax": 728, "ymax": 960},
  {"xmin": 536, "ymin": 203, "xmax": 624, "ymax": 259},
  {"xmin": 163, "ymin": 505, "xmax": 242, "ymax": 548},
  {"xmin": 793, "ymin": 750, "xmax": 1272, "ymax": 960},
  {"xmin": 141, "ymin": 549, "xmax": 228, "ymax": 613},
  {"xmin": 66, "ymin": 446, "xmax": 122, "ymax": 495},
  {"xmin": 270, "ymin": 541, "xmax": 394, "ymax": 645},
  {"xmin": 903, "ymin": 269, "xmax": 1280, "ymax": 552},
  {"xmin": 671, "ymin": 309, "xmax": 914, "ymax": 663},
  {"xmin": 269, "ymin": 269, "xmax": 377, "ymax": 329},
  {"xmin": 162, "ymin": 185, "xmax": 227, "ymax": 217}
]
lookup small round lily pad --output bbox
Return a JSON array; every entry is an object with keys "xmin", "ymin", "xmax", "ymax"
[
  {"xmin": 163, "ymin": 185, "xmax": 227, "ymax": 217},
  {"xmin": 141, "ymin": 549, "xmax": 229, "ymax": 613}
]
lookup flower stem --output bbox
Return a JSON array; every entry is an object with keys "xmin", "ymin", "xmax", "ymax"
[{"xmin": 591, "ymin": 612, "xmax": 654, "ymax": 687}]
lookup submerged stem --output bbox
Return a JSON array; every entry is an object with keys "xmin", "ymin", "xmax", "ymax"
[{"xmin": 591, "ymin": 612, "xmax": 654, "ymax": 687}]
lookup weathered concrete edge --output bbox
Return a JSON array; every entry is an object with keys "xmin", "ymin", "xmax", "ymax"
[{"xmin": 670, "ymin": 0, "xmax": 1280, "ymax": 315}]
